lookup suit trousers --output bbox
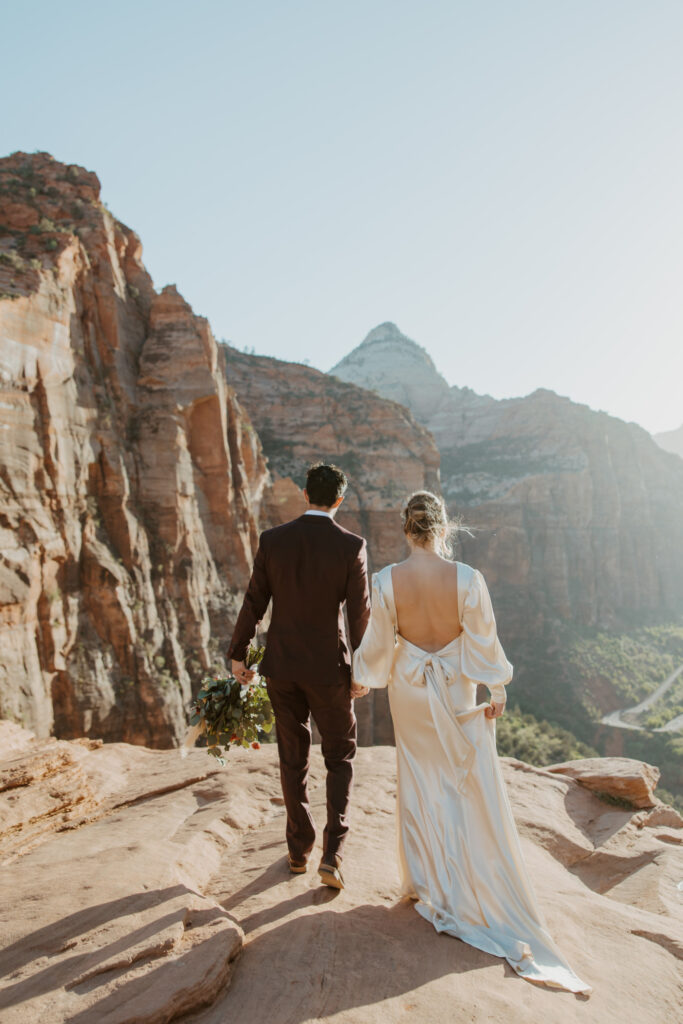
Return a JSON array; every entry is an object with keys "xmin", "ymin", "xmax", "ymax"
[{"xmin": 265, "ymin": 671, "xmax": 357, "ymax": 864}]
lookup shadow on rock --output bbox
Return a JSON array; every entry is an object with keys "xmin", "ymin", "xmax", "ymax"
[
  {"xmin": 0, "ymin": 885, "xmax": 189, "ymax": 1012},
  {"xmin": 218, "ymin": 899, "xmax": 546, "ymax": 1024}
]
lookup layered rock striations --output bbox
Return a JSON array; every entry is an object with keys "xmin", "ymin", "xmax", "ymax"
[
  {"xmin": 0, "ymin": 152, "xmax": 268, "ymax": 745},
  {"xmin": 331, "ymin": 323, "xmax": 683, "ymax": 634}
]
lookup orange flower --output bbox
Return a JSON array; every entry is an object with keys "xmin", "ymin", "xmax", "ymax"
[{"xmin": 251, "ymin": 741, "xmax": 261, "ymax": 750}]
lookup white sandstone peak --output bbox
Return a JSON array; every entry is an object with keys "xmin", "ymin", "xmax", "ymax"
[{"xmin": 330, "ymin": 322, "xmax": 450, "ymax": 421}]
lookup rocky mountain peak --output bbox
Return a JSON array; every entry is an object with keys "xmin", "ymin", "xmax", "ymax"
[
  {"xmin": 360, "ymin": 320, "xmax": 412, "ymax": 345},
  {"xmin": 330, "ymin": 322, "xmax": 450, "ymax": 420},
  {"xmin": 356, "ymin": 321, "xmax": 442, "ymax": 370}
]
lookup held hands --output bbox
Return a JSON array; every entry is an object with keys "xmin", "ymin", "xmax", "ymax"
[
  {"xmin": 485, "ymin": 699, "xmax": 506, "ymax": 719},
  {"xmin": 233, "ymin": 655, "xmax": 368, "ymax": 697}
]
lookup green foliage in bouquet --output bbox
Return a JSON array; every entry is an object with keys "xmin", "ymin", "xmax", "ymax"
[{"xmin": 188, "ymin": 645, "xmax": 274, "ymax": 764}]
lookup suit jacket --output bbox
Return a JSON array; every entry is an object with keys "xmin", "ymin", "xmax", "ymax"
[{"xmin": 227, "ymin": 514, "xmax": 371, "ymax": 685}]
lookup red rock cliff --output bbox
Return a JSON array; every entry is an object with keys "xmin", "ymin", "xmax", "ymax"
[{"xmin": 0, "ymin": 152, "xmax": 269, "ymax": 745}]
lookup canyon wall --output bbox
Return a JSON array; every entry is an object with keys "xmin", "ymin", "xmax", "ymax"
[
  {"xmin": 0, "ymin": 152, "xmax": 268, "ymax": 745},
  {"xmin": 331, "ymin": 323, "xmax": 683, "ymax": 635}
]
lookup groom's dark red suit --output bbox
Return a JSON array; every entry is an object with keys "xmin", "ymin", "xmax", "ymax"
[{"xmin": 227, "ymin": 512, "xmax": 371, "ymax": 864}]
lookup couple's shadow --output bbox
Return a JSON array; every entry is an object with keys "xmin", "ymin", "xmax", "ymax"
[{"xmin": 221, "ymin": 862, "xmax": 505, "ymax": 1022}]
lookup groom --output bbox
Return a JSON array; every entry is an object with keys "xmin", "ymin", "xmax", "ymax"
[{"xmin": 227, "ymin": 462, "xmax": 371, "ymax": 889}]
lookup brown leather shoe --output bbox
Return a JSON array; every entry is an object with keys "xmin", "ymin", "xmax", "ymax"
[
  {"xmin": 318, "ymin": 855, "xmax": 344, "ymax": 889},
  {"xmin": 288, "ymin": 854, "xmax": 308, "ymax": 874}
]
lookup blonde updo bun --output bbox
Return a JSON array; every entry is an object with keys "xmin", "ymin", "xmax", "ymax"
[{"xmin": 401, "ymin": 490, "xmax": 460, "ymax": 558}]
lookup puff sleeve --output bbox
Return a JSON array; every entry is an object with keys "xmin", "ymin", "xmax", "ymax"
[
  {"xmin": 461, "ymin": 569, "xmax": 513, "ymax": 703},
  {"xmin": 351, "ymin": 572, "xmax": 397, "ymax": 689}
]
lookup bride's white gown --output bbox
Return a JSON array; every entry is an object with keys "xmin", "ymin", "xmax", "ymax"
[{"xmin": 352, "ymin": 562, "xmax": 591, "ymax": 994}]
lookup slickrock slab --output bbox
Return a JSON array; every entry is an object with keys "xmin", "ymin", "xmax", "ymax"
[
  {"xmin": 2, "ymin": 729, "xmax": 683, "ymax": 1024},
  {"xmin": 546, "ymin": 756, "xmax": 661, "ymax": 808},
  {"xmin": 186, "ymin": 750, "xmax": 683, "ymax": 1024},
  {"xmin": 0, "ymin": 726, "xmax": 297, "ymax": 1024}
]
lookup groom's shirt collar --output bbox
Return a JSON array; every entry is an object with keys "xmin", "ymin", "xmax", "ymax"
[{"xmin": 304, "ymin": 509, "xmax": 333, "ymax": 518}]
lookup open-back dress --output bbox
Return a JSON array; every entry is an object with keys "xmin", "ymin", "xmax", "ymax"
[{"xmin": 352, "ymin": 562, "xmax": 591, "ymax": 994}]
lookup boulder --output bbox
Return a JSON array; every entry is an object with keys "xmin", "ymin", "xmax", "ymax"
[
  {"xmin": 634, "ymin": 804, "xmax": 683, "ymax": 830},
  {"xmin": 546, "ymin": 756, "xmax": 660, "ymax": 808}
]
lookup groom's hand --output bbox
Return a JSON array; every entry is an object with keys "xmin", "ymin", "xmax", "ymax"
[
  {"xmin": 232, "ymin": 659, "xmax": 255, "ymax": 684},
  {"xmin": 350, "ymin": 681, "xmax": 369, "ymax": 699}
]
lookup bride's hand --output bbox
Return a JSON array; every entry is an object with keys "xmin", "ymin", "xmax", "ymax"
[
  {"xmin": 350, "ymin": 681, "xmax": 370, "ymax": 699},
  {"xmin": 485, "ymin": 700, "xmax": 505, "ymax": 719}
]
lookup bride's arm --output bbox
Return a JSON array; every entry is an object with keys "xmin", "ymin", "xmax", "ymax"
[
  {"xmin": 461, "ymin": 569, "xmax": 513, "ymax": 706},
  {"xmin": 351, "ymin": 574, "xmax": 396, "ymax": 689}
]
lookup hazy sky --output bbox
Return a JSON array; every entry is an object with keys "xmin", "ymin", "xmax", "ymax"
[{"xmin": 3, "ymin": 1, "xmax": 682, "ymax": 434}]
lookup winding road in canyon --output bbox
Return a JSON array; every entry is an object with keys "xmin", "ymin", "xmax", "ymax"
[{"xmin": 600, "ymin": 661, "xmax": 683, "ymax": 732}]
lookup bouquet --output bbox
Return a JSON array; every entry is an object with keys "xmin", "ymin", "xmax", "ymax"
[{"xmin": 181, "ymin": 645, "xmax": 274, "ymax": 763}]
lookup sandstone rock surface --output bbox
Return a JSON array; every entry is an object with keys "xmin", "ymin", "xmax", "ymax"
[
  {"xmin": 547, "ymin": 756, "xmax": 661, "ymax": 808},
  {"xmin": 0, "ymin": 153, "xmax": 269, "ymax": 744},
  {"xmin": 2, "ymin": 725, "xmax": 682, "ymax": 1024},
  {"xmin": 0, "ymin": 723, "xmax": 258, "ymax": 1023}
]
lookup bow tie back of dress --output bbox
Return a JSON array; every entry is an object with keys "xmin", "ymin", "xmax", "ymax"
[
  {"xmin": 394, "ymin": 633, "xmax": 491, "ymax": 793},
  {"xmin": 351, "ymin": 562, "xmax": 513, "ymax": 795}
]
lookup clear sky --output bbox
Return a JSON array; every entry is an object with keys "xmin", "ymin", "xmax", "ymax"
[{"xmin": 3, "ymin": 1, "xmax": 682, "ymax": 434}]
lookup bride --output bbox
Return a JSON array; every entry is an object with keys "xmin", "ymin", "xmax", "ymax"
[{"xmin": 352, "ymin": 491, "xmax": 591, "ymax": 994}]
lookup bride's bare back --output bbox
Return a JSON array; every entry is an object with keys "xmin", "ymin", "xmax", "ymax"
[{"xmin": 391, "ymin": 554, "xmax": 461, "ymax": 653}]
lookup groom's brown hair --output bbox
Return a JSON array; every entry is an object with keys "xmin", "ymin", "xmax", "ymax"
[{"xmin": 305, "ymin": 462, "xmax": 347, "ymax": 507}]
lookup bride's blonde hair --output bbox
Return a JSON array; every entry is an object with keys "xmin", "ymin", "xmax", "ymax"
[{"xmin": 401, "ymin": 490, "xmax": 462, "ymax": 559}]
